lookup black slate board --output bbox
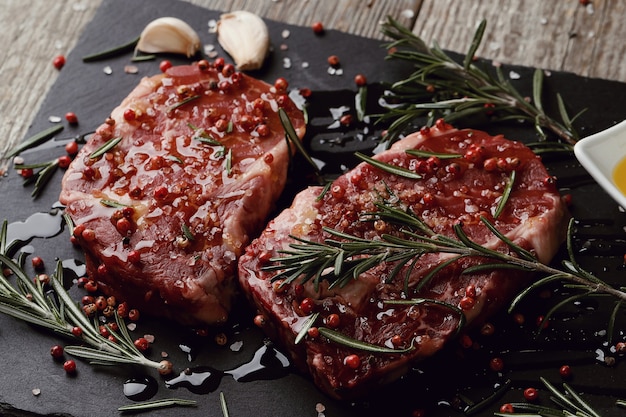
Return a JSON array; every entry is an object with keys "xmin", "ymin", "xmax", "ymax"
[{"xmin": 2, "ymin": 0, "xmax": 626, "ymax": 416}]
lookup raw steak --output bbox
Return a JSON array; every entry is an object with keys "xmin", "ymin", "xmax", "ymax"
[
  {"xmin": 60, "ymin": 62, "xmax": 305, "ymax": 325},
  {"xmin": 238, "ymin": 119, "xmax": 569, "ymax": 399}
]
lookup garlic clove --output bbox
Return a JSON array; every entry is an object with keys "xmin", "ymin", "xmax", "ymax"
[
  {"xmin": 136, "ymin": 17, "xmax": 201, "ymax": 58},
  {"xmin": 217, "ymin": 10, "xmax": 270, "ymax": 71}
]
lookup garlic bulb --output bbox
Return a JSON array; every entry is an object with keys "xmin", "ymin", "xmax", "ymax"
[
  {"xmin": 217, "ymin": 11, "xmax": 270, "ymax": 71},
  {"xmin": 136, "ymin": 17, "xmax": 201, "ymax": 58}
]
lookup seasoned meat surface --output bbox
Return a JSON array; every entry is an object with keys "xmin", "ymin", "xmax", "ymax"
[
  {"xmin": 238, "ymin": 120, "xmax": 569, "ymax": 399},
  {"xmin": 60, "ymin": 63, "xmax": 305, "ymax": 325}
]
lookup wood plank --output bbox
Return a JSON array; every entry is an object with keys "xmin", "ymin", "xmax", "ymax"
[{"xmin": 414, "ymin": 0, "xmax": 626, "ymax": 82}]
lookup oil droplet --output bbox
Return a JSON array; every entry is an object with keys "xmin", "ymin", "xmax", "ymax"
[
  {"xmin": 123, "ymin": 375, "xmax": 158, "ymax": 401},
  {"xmin": 225, "ymin": 340, "xmax": 290, "ymax": 382},
  {"xmin": 165, "ymin": 366, "xmax": 223, "ymax": 394},
  {"xmin": 6, "ymin": 209, "xmax": 65, "ymax": 251}
]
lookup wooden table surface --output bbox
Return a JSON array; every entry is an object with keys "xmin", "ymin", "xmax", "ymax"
[{"xmin": 2, "ymin": 0, "xmax": 625, "ymax": 157}]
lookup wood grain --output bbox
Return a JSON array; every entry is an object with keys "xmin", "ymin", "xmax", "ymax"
[{"xmin": 1, "ymin": 0, "xmax": 624, "ymax": 157}]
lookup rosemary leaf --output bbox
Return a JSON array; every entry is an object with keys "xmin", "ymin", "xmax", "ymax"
[
  {"xmin": 355, "ymin": 152, "xmax": 422, "ymax": 179},
  {"xmin": 118, "ymin": 398, "xmax": 197, "ymax": 412},
  {"xmin": 318, "ymin": 327, "xmax": 415, "ymax": 354},
  {"xmin": 463, "ymin": 20, "xmax": 486, "ymax": 71},
  {"xmin": 90, "ymin": 137, "xmax": 122, "ymax": 159},
  {"xmin": 100, "ymin": 199, "xmax": 128, "ymax": 208},
  {"xmin": 278, "ymin": 108, "xmax": 320, "ymax": 177},
  {"xmin": 220, "ymin": 392, "xmax": 230, "ymax": 417},
  {"xmin": 168, "ymin": 95, "xmax": 200, "ymax": 112},
  {"xmin": 181, "ymin": 223, "xmax": 195, "ymax": 241},
  {"xmin": 405, "ymin": 149, "xmax": 463, "ymax": 159},
  {"xmin": 295, "ymin": 312, "xmax": 319, "ymax": 344},
  {"xmin": 5, "ymin": 125, "xmax": 64, "ymax": 159},
  {"xmin": 82, "ymin": 36, "xmax": 140, "ymax": 62},
  {"xmin": 493, "ymin": 169, "xmax": 515, "ymax": 219}
]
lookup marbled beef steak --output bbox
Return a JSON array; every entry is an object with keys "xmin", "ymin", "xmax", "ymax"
[
  {"xmin": 238, "ymin": 120, "xmax": 569, "ymax": 399},
  {"xmin": 60, "ymin": 62, "xmax": 305, "ymax": 325}
]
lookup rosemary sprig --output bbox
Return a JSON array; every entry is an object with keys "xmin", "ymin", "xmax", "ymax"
[
  {"xmin": 379, "ymin": 17, "xmax": 584, "ymax": 144},
  {"xmin": 0, "ymin": 220, "xmax": 172, "ymax": 374},
  {"xmin": 4, "ymin": 125, "xmax": 64, "ymax": 159},
  {"xmin": 494, "ymin": 377, "xmax": 605, "ymax": 417},
  {"xmin": 118, "ymin": 398, "xmax": 197, "ymax": 412},
  {"xmin": 267, "ymin": 207, "xmax": 626, "ymax": 325},
  {"xmin": 14, "ymin": 159, "xmax": 60, "ymax": 198}
]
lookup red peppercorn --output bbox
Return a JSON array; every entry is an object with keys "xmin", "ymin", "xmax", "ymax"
[
  {"xmin": 99, "ymin": 325, "xmax": 110, "ymax": 338},
  {"xmin": 116, "ymin": 217, "xmax": 132, "ymax": 235},
  {"xmin": 253, "ymin": 314, "xmax": 266, "ymax": 327},
  {"xmin": 82, "ymin": 303, "xmax": 97, "ymax": 317},
  {"xmin": 71, "ymin": 326, "xmax": 83, "ymax": 337},
  {"xmin": 274, "ymin": 77, "xmax": 289, "ymax": 92},
  {"xmin": 616, "ymin": 341, "xmax": 626, "ymax": 353},
  {"xmin": 489, "ymin": 357, "xmax": 504, "ymax": 372},
  {"xmin": 480, "ymin": 322, "xmax": 495, "ymax": 336},
  {"xmin": 134, "ymin": 337, "xmax": 150, "ymax": 351},
  {"xmin": 81, "ymin": 295, "xmax": 94, "ymax": 305},
  {"xmin": 299, "ymin": 297, "xmax": 315, "ymax": 315},
  {"xmin": 307, "ymin": 327, "xmax": 319, "ymax": 338},
  {"xmin": 154, "ymin": 186, "xmax": 169, "ymax": 200},
  {"xmin": 159, "ymin": 60, "xmax": 172, "ymax": 73},
  {"xmin": 214, "ymin": 57, "xmax": 225, "ymax": 70},
  {"xmin": 84, "ymin": 280, "xmax": 98, "ymax": 293},
  {"xmin": 81, "ymin": 228, "xmax": 96, "ymax": 242},
  {"xmin": 64, "ymin": 112, "xmax": 78, "ymax": 124},
  {"xmin": 95, "ymin": 296, "xmax": 107, "ymax": 311},
  {"xmin": 65, "ymin": 141, "xmax": 79, "ymax": 155},
  {"xmin": 354, "ymin": 74, "xmax": 367, "ymax": 87},
  {"xmin": 327, "ymin": 55, "xmax": 340, "ymax": 67},
  {"xmin": 58, "ymin": 155, "xmax": 72, "ymax": 169},
  {"xmin": 123, "ymin": 108, "xmax": 136, "ymax": 121},
  {"xmin": 499, "ymin": 403, "xmax": 514, "ymax": 413},
  {"xmin": 31, "ymin": 256, "xmax": 44, "ymax": 271},
  {"xmin": 158, "ymin": 360, "xmax": 174, "ymax": 375},
  {"xmin": 20, "ymin": 168, "xmax": 34, "ymax": 179},
  {"xmin": 312, "ymin": 21, "xmax": 324, "ymax": 34},
  {"xmin": 63, "ymin": 359, "xmax": 77, "ymax": 374},
  {"xmin": 459, "ymin": 296, "xmax": 475, "ymax": 310},
  {"xmin": 325, "ymin": 313, "xmax": 340, "ymax": 328},
  {"xmin": 343, "ymin": 354, "xmax": 361, "ymax": 369},
  {"xmin": 299, "ymin": 87, "xmax": 312, "ymax": 98},
  {"xmin": 524, "ymin": 387, "xmax": 539, "ymax": 402},
  {"xmin": 128, "ymin": 308, "xmax": 140, "ymax": 321},
  {"xmin": 128, "ymin": 250, "xmax": 141, "ymax": 264},
  {"xmin": 222, "ymin": 63, "xmax": 235, "ymax": 77},
  {"xmin": 52, "ymin": 55, "xmax": 66, "ymax": 70},
  {"xmin": 559, "ymin": 364, "xmax": 572, "ymax": 378},
  {"xmin": 339, "ymin": 114, "xmax": 352, "ymax": 126},
  {"xmin": 197, "ymin": 59, "xmax": 210, "ymax": 71},
  {"xmin": 117, "ymin": 302, "xmax": 129, "ymax": 318},
  {"xmin": 256, "ymin": 124, "xmax": 270, "ymax": 137},
  {"xmin": 50, "ymin": 345, "xmax": 64, "ymax": 359}
]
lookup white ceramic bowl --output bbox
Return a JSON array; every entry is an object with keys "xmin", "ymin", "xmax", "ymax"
[{"xmin": 574, "ymin": 119, "xmax": 626, "ymax": 208}]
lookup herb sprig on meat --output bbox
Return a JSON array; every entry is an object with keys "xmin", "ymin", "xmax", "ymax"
[{"xmin": 378, "ymin": 17, "xmax": 584, "ymax": 145}]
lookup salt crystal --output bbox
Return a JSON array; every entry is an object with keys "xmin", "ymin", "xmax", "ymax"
[
  {"xmin": 281, "ymin": 29, "xmax": 290, "ymax": 39},
  {"xmin": 488, "ymin": 41, "xmax": 500, "ymax": 51},
  {"xmin": 103, "ymin": 66, "xmax": 113, "ymax": 75},
  {"xmin": 208, "ymin": 19, "xmax": 218, "ymax": 32},
  {"xmin": 32, "ymin": 388, "xmax": 41, "ymax": 396},
  {"xmin": 280, "ymin": 43, "xmax": 288, "ymax": 51},
  {"xmin": 301, "ymin": 62, "xmax": 309, "ymax": 69},
  {"xmin": 127, "ymin": 323, "xmax": 137, "ymax": 331},
  {"xmin": 54, "ymin": 40, "xmax": 64, "ymax": 49},
  {"xmin": 72, "ymin": 2, "xmax": 87, "ymax": 11},
  {"xmin": 283, "ymin": 57, "xmax": 292, "ymax": 69},
  {"xmin": 161, "ymin": 351, "xmax": 169, "ymax": 358},
  {"xmin": 48, "ymin": 115, "xmax": 62, "ymax": 123},
  {"xmin": 540, "ymin": 17, "xmax": 548, "ymax": 25},
  {"xmin": 400, "ymin": 9, "xmax": 415, "ymax": 19},
  {"xmin": 144, "ymin": 334, "xmax": 155, "ymax": 343},
  {"xmin": 509, "ymin": 70, "xmax": 521, "ymax": 80},
  {"xmin": 230, "ymin": 340, "xmax": 244, "ymax": 352},
  {"xmin": 315, "ymin": 403, "xmax": 326, "ymax": 413},
  {"xmin": 124, "ymin": 65, "xmax": 138, "ymax": 74}
]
